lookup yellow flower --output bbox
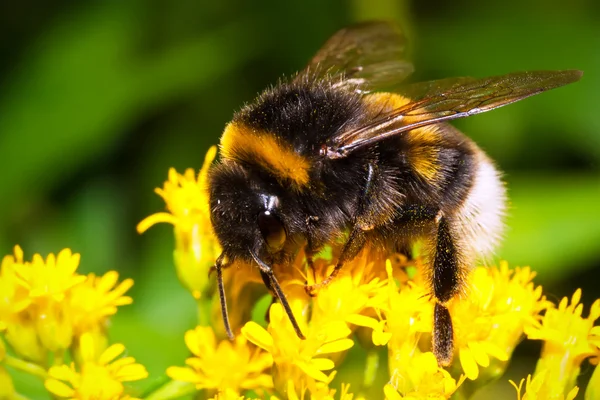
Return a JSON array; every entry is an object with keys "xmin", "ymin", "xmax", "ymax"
[
  {"xmin": 0, "ymin": 247, "xmax": 48, "ymax": 362},
  {"xmin": 11, "ymin": 248, "xmax": 86, "ymax": 303},
  {"xmin": 0, "ymin": 247, "xmax": 31, "ymax": 329},
  {"xmin": 510, "ymin": 369, "xmax": 579, "ymax": 400},
  {"xmin": 1, "ymin": 246, "xmax": 134, "ymax": 357},
  {"xmin": 167, "ymin": 325, "xmax": 273, "ymax": 395},
  {"xmin": 69, "ymin": 271, "xmax": 133, "ymax": 336},
  {"xmin": 450, "ymin": 263, "xmax": 549, "ymax": 381},
  {"xmin": 137, "ymin": 146, "xmax": 221, "ymax": 300},
  {"xmin": 308, "ymin": 249, "xmax": 388, "ymax": 332},
  {"xmin": 384, "ymin": 351, "xmax": 465, "ymax": 399},
  {"xmin": 525, "ymin": 289, "xmax": 600, "ymax": 397},
  {"xmin": 44, "ymin": 332, "xmax": 148, "ymax": 400},
  {"xmin": 242, "ymin": 303, "xmax": 353, "ymax": 396},
  {"xmin": 378, "ymin": 260, "xmax": 433, "ymax": 382},
  {"xmin": 1, "ymin": 246, "xmax": 85, "ymax": 354}
]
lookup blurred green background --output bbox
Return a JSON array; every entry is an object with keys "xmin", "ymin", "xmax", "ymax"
[{"xmin": 1, "ymin": 0, "xmax": 598, "ymax": 398}]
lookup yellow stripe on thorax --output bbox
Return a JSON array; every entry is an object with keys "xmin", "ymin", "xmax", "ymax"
[
  {"xmin": 220, "ymin": 122, "xmax": 311, "ymax": 189},
  {"xmin": 364, "ymin": 92, "xmax": 442, "ymax": 183}
]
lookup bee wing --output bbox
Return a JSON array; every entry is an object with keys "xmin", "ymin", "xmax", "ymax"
[
  {"xmin": 326, "ymin": 70, "xmax": 583, "ymax": 158},
  {"xmin": 298, "ymin": 21, "xmax": 414, "ymax": 92}
]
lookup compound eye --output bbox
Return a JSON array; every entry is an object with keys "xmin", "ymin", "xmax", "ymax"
[{"xmin": 257, "ymin": 211, "xmax": 287, "ymax": 251}]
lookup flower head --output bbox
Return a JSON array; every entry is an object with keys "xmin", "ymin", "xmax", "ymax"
[
  {"xmin": 450, "ymin": 263, "xmax": 549, "ymax": 380},
  {"xmin": 524, "ymin": 289, "xmax": 600, "ymax": 396},
  {"xmin": 0, "ymin": 246, "xmax": 134, "ymax": 361},
  {"xmin": 44, "ymin": 332, "xmax": 148, "ymax": 400},
  {"xmin": 137, "ymin": 146, "xmax": 221, "ymax": 299},
  {"xmin": 167, "ymin": 325, "xmax": 273, "ymax": 395},
  {"xmin": 242, "ymin": 303, "xmax": 353, "ymax": 396},
  {"xmin": 384, "ymin": 351, "xmax": 465, "ymax": 399},
  {"xmin": 510, "ymin": 369, "xmax": 579, "ymax": 400},
  {"xmin": 69, "ymin": 271, "xmax": 133, "ymax": 336},
  {"xmin": 11, "ymin": 248, "xmax": 86, "ymax": 303}
]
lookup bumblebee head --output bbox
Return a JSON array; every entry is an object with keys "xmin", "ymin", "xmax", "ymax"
[{"xmin": 208, "ymin": 160, "xmax": 302, "ymax": 263}]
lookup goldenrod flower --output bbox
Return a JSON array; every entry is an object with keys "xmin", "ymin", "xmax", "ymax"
[
  {"xmin": 69, "ymin": 271, "xmax": 134, "ymax": 336},
  {"xmin": 11, "ymin": 247, "xmax": 86, "ymax": 302},
  {"xmin": 0, "ymin": 247, "xmax": 31, "ymax": 328},
  {"xmin": 450, "ymin": 263, "xmax": 549, "ymax": 381},
  {"xmin": 167, "ymin": 325, "xmax": 273, "ymax": 396},
  {"xmin": 524, "ymin": 289, "xmax": 600, "ymax": 397},
  {"xmin": 0, "ymin": 248, "xmax": 47, "ymax": 362},
  {"xmin": 380, "ymin": 260, "xmax": 433, "ymax": 378},
  {"xmin": 308, "ymin": 249, "xmax": 388, "ymax": 331},
  {"xmin": 242, "ymin": 303, "xmax": 353, "ymax": 396},
  {"xmin": 384, "ymin": 351, "xmax": 465, "ymax": 399},
  {"xmin": 510, "ymin": 369, "xmax": 579, "ymax": 400},
  {"xmin": 44, "ymin": 332, "xmax": 148, "ymax": 400},
  {"xmin": 137, "ymin": 146, "xmax": 221, "ymax": 300},
  {"xmin": 0, "ymin": 246, "xmax": 134, "ymax": 365},
  {"xmin": 2, "ymin": 247, "xmax": 84, "ymax": 354}
]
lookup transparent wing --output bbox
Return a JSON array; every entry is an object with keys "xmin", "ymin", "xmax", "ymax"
[
  {"xmin": 298, "ymin": 21, "xmax": 414, "ymax": 92},
  {"xmin": 326, "ymin": 70, "xmax": 583, "ymax": 158}
]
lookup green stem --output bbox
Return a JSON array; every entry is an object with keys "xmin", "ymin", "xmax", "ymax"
[
  {"xmin": 4, "ymin": 355, "xmax": 47, "ymax": 380},
  {"xmin": 144, "ymin": 380, "xmax": 197, "ymax": 400},
  {"xmin": 196, "ymin": 297, "xmax": 211, "ymax": 326}
]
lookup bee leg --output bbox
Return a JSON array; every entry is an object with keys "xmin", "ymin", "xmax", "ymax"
[
  {"xmin": 208, "ymin": 260, "xmax": 232, "ymax": 278},
  {"xmin": 305, "ymin": 163, "xmax": 376, "ymax": 296},
  {"xmin": 305, "ymin": 227, "xmax": 366, "ymax": 296},
  {"xmin": 250, "ymin": 250, "xmax": 306, "ymax": 340},
  {"xmin": 214, "ymin": 254, "xmax": 234, "ymax": 340},
  {"xmin": 258, "ymin": 269, "xmax": 277, "ymax": 323},
  {"xmin": 431, "ymin": 216, "xmax": 461, "ymax": 366}
]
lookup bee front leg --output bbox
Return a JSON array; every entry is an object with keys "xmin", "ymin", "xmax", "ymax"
[
  {"xmin": 304, "ymin": 163, "xmax": 376, "ymax": 296},
  {"xmin": 305, "ymin": 227, "xmax": 366, "ymax": 296},
  {"xmin": 431, "ymin": 215, "xmax": 462, "ymax": 366}
]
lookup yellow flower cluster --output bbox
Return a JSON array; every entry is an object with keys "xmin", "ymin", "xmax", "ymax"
[
  {"xmin": 0, "ymin": 246, "xmax": 147, "ymax": 399},
  {"xmin": 3, "ymin": 146, "xmax": 599, "ymax": 400},
  {"xmin": 138, "ymin": 147, "xmax": 600, "ymax": 399}
]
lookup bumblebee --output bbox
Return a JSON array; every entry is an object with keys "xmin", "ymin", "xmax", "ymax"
[{"xmin": 207, "ymin": 21, "xmax": 581, "ymax": 365}]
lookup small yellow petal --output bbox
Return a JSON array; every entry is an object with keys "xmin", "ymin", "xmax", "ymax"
[
  {"xmin": 459, "ymin": 347, "xmax": 479, "ymax": 380},
  {"xmin": 99, "ymin": 344, "xmax": 125, "ymax": 365},
  {"xmin": 167, "ymin": 366, "xmax": 201, "ymax": 383},
  {"xmin": 316, "ymin": 339, "xmax": 354, "ymax": 355},
  {"xmin": 468, "ymin": 342, "xmax": 490, "ymax": 368},
  {"xmin": 48, "ymin": 365, "xmax": 75, "ymax": 381},
  {"xmin": 297, "ymin": 361, "xmax": 330, "ymax": 382},
  {"xmin": 241, "ymin": 322, "xmax": 273, "ymax": 352},
  {"xmin": 310, "ymin": 358, "xmax": 335, "ymax": 371},
  {"xmin": 137, "ymin": 212, "xmax": 178, "ymax": 233},
  {"xmin": 346, "ymin": 314, "xmax": 379, "ymax": 329},
  {"xmin": 45, "ymin": 379, "xmax": 75, "ymax": 397}
]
